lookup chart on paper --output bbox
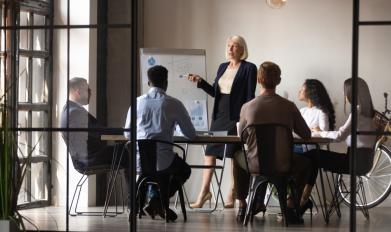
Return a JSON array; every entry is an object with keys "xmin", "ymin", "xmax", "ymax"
[{"xmin": 140, "ymin": 48, "xmax": 209, "ymax": 131}]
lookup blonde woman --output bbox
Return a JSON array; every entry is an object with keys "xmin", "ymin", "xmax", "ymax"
[{"xmin": 188, "ymin": 35, "xmax": 257, "ymax": 209}]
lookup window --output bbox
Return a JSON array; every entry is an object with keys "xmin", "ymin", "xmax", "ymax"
[{"xmin": 0, "ymin": 0, "xmax": 52, "ymax": 208}]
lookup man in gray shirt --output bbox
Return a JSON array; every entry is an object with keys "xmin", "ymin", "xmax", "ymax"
[
  {"xmin": 61, "ymin": 77, "xmax": 130, "ymax": 208},
  {"xmin": 124, "ymin": 65, "xmax": 196, "ymax": 221}
]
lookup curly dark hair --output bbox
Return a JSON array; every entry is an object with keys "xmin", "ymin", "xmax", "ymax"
[{"xmin": 304, "ymin": 79, "xmax": 336, "ymax": 130}]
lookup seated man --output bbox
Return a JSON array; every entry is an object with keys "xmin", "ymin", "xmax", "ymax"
[
  {"xmin": 60, "ymin": 77, "xmax": 129, "ymax": 201},
  {"xmin": 124, "ymin": 65, "xmax": 196, "ymax": 221},
  {"xmin": 236, "ymin": 61, "xmax": 312, "ymax": 223}
]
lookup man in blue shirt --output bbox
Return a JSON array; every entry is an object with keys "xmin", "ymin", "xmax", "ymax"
[{"xmin": 124, "ymin": 65, "xmax": 196, "ymax": 221}]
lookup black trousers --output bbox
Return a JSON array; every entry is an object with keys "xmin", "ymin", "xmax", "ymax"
[
  {"xmin": 303, "ymin": 147, "xmax": 373, "ymax": 186},
  {"xmin": 157, "ymin": 154, "xmax": 191, "ymax": 199}
]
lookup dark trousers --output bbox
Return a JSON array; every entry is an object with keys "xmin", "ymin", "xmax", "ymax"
[
  {"xmin": 234, "ymin": 154, "xmax": 311, "ymax": 203},
  {"xmin": 303, "ymin": 147, "xmax": 373, "ymax": 186},
  {"xmin": 157, "ymin": 154, "xmax": 191, "ymax": 200}
]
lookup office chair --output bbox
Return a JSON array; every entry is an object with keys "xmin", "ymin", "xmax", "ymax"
[
  {"xmin": 68, "ymin": 143, "xmax": 126, "ymax": 217},
  {"xmin": 241, "ymin": 123, "xmax": 303, "ymax": 226},
  {"xmin": 135, "ymin": 139, "xmax": 187, "ymax": 222}
]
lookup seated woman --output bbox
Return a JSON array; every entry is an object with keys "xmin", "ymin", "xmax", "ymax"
[
  {"xmin": 301, "ymin": 77, "xmax": 376, "ymax": 216},
  {"xmin": 298, "ymin": 79, "xmax": 336, "ymax": 141},
  {"xmin": 296, "ymin": 79, "xmax": 336, "ymax": 207}
]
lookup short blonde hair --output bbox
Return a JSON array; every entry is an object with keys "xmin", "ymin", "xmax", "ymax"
[{"xmin": 225, "ymin": 35, "xmax": 248, "ymax": 60}]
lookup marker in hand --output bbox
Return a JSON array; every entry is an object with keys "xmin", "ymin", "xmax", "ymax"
[{"xmin": 187, "ymin": 74, "xmax": 201, "ymax": 83}]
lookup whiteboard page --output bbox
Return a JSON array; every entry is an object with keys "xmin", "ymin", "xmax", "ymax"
[{"xmin": 140, "ymin": 48, "xmax": 208, "ymax": 131}]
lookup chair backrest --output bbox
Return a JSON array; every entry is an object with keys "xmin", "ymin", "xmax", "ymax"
[
  {"xmin": 137, "ymin": 139, "xmax": 186, "ymax": 176},
  {"xmin": 62, "ymin": 135, "xmax": 111, "ymax": 174},
  {"xmin": 241, "ymin": 123, "xmax": 293, "ymax": 176},
  {"xmin": 137, "ymin": 139, "xmax": 159, "ymax": 176}
]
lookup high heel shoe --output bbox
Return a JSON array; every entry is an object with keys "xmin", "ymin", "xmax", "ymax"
[
  {"xmin": 190, "ymin": 192, "xmax": 212, "ymax": 208},
  {"xmin": 251, "ymin": 202, "xmax": 266, "ymax": 217},
  {"xmin": 224, "ymin": 188, "xmax": 236, "ymax": 208},
  {"xmin": 224, "ymin": 201, "xmax": 235, "ymax": 208},
  {"xmin": 236, "ymin": 207, "xmax": 246, "ymax": 223},
  {"xmin": 285, "ymin": 207, "xmax": 304, "ymax": 225},
  {"xmin": 300, "ymin": 199, "xmax": 313, "ymax": 222}
]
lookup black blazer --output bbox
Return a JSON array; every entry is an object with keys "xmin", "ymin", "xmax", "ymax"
[{"xmin": 197, "ymin": 60, "xmax": 257, "ymax": 121}]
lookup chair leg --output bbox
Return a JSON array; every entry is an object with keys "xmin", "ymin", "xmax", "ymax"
[
  {"xmin": 160, "ymin": 176, "xmax": 172, "ymax": 223},
  {"xmin": 135, "ymin": 177, "xmax": 148, "ymax": 219},
  {"xmin": 357, "ymin": 178, "xmax": 370, "ymax": 219},
  {"xmin": 264, "ymin": 184, "xmax": 274, "ymax": 209},
  {"xmin": 244, "ymin": 176, "xmax": 257, "ymax": 226},
  {"xmin": 288, "ymin": 179, "xmax": 303, "ymax": 222},
  {"xmin": 69, "ymin": 175, "xmax": 86, "ymax": 216},
  {"xmin": 251, "ymin": 180, "xmax": 267, "ymax": 222},
  {"xmin": 178, "ymin": 185, "xmax": 187, "ymax": 222},
  {"xmin": 274, "ymin": 180, "xmax": 289, "ymax": 226}
]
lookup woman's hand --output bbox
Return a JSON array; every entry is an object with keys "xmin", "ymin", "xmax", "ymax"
[{"xmin": 187, "ymin": 74, "xmax": 202, "ymax": 83}]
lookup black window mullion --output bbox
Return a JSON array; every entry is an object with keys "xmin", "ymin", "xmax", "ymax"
[
  {"xmin": 28, "ymin": 12, "xmax": 33, "ymax": 104},
  {"xmin": 26, "ymin": 111, "xmax": 32, "ymax": 203},
  {"xmin": 19, "ymin": 50, "xmax": 49, "ymax": 59},
  {"xmin": 18, "ymin": 102, "xmax": 49, "ymax": 111},
  {"xmin": 25, "ymin": 11, "xmax": 33, "ymax": 204}
]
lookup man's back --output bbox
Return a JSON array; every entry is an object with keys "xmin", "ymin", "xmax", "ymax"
[
  {"xmin": 125, "ymin": 87, "xmax": 195, "ymax": 171},
  {"xmin": 240, "ymin": 94, "xmax": 310, "ymax": 139}
]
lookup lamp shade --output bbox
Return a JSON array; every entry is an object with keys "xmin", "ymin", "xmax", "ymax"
[{"xmin": 266, "ymin": 0, "xmax": 287, "ymax": 9}]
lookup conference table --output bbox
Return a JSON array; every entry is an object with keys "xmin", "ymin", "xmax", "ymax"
[
  {"xmin": 102, "ymin": 134, "xmax": 242, "ymax": 212},
  {"xmin": 102, "ymin": 134, "xmax": 334, "ymax": 221}
]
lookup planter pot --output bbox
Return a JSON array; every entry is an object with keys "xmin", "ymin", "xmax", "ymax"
[{"xmin": 0, "ymin": 219, "xmax": 18, "ymax": 232}]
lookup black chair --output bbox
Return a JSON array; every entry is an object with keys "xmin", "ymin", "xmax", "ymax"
[
  {"xmin": 68, "ymin": 143, "xmax": 126, "ymax": 217},
  {"xmin": 135, "ymin": 139, "xmax": 187, "ymax": 222},
  {"xmin": 325, "ymin": 148, "xmax": 375, "ymax": 221},
  {"xmin": 240, "ymin": 123, "xmax": 303, "ymax": 226},
  {"xmin": 326, "ymin": 111, "xmax": 390, "ymax": 220}
]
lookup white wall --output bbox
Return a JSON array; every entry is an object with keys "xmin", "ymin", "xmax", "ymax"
[
  {"xmin": 52, "ymin": 0, "xmax": 96, "ymax": 207},
  {"xmin": 142, "ymin": 0, "xmax": 391, "ymax": 205}
]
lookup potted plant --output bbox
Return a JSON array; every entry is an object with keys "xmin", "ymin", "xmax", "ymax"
[
  {"xmin": 0, "ymin": 98, "xmax": 38, "ymax": 231},
  {"xmin": 1, "ymin": 1, "xmax": 40, "ymax": 230},
  {"xmin": 0, "ymin": 106, "xmax": 19, "ymax": 231}
]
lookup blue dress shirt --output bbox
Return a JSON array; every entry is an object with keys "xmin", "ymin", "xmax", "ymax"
[{"xmin": 124, "ymin": 87, "xmax": 196, "ymax": 171}]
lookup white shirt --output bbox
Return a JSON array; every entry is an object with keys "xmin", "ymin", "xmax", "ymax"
[
  {"xmin": 300, "ymin": 106, "xmax": 329, "ymax": 152},
  {"xmin": 218, "ymin": 67, "xmax": 238, "ymax": 94},
  {"xmin": 300, "ymin": 106, "xmax": 329, "ymax": 131},
  {"xmin": 312, "ymin": 110, "xmax": 376, "ymax": 149}
]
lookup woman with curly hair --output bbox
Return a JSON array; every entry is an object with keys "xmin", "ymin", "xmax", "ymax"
[
  {"xmin": 298, "ymin": 79, "xmax": 336, "ymax": 134},
  {"xmin": 299, "ymin": 78, "xmax": 376, "ymax": 217},
  {"xmin": 296, "ymin": 79, "xmax": 335, "ymax": 212}
]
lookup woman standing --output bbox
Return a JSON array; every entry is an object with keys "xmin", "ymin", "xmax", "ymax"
[{"xmin": 188, "ymin": 35, "xmax": 257, "ymax": 209}]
